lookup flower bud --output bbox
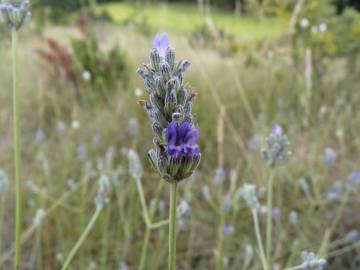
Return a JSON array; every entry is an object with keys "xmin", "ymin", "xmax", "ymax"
[
  {"xmin": 155, "ymin": 76, "xmax": 166, "ymax": 97},
  {"xmin": 152, "ymin": 122, "xmax": 163, "ymax": 140},
  {"xmin": 168, "ymin": 156, "xmax": 182, "ymax": 176},
  {"xmin": 144, "ymin": 77, "xmax": 156, "ymax": 94},
  {"xmin": 177, "ymin": 60, "xmax": 190, "ymax": 75},
  {"xmin": 150, "ymin": 48, "xmax": 161, "ymax": 71},
  {"xmin": 177, "ymin": 88, "xmax": 187, "ymax": 105},
  {"xmin": 160, "ymin": 62, "xmax": 171, "ymax": 81},
  {"xmin": 157, "ymin": 155, "xmax": 168, "ymax": 175},
  {"xmin": 148, "ymin": 149, "xmax": 158, "ymax": 169},
  {"xmin": 166, "ymin": 47, "xmax": 176, "ymax": 71},
  {"xmin": 150, "ymin": 94, "xmax": 164, "ymax": 112},
  {"xmin": 165, "ymin": 90, "xmax": 177, "ymax": 115},
  {"xmin": 172, "ymin": 112, "xmax": 183, "ymax": 122}
]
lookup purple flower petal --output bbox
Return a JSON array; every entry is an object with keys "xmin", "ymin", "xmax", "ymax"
[
  {"xmin": 153, "ymin": 32, "xmax": 170, "ymax": 58},
  {"xmin": 272, "ymin": 124, "xmax": 283, "ymax": 136},
  {"xmin": 184, "ymin": 127, "xmax": 198, "ymax": 144},
  {"xmin": 166, "ymin": 121, "xmax": 200, "ymax": 158},
  {"xmin": 178, "ymin": 122, "xmax": 191, "ymax": 140},
  {"xmin": 166, "ymin": 121, "xmax": 177, "ymax": 145}
]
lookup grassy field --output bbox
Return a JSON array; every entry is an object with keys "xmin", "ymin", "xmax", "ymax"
[
  {"xmin": 0, "ymin": 2, "xmax": 359, "ymax": 270},
  {"xmin": 97, "ymin": 2, "xmax": 289, "ymax": 39}
]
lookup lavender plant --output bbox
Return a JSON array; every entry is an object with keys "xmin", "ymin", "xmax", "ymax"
[
  {"xmin": 238, "ymin": 183, "xmax": 268, "ymax": 270},
  {"xmin": 284, "ymin": 251, "xmax": 327, "ymax": 270},
  {"xmin": 261, "ymin": 124, "xmax": 291, "ymax": 269},
  {"xmin": 60, "ymin": 175, "xmax": 111, "ymax": 270},
  {"xmin": 0, "ymin": 1, "xmax": 31, "ymax": 269},
  {"xmin": 137, "ymin": 32, "xmax": 201, "ymax": 270}
]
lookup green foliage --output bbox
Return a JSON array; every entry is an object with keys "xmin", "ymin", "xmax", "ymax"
[
  {"xmin": 293, "ymin": 1, "xmax": 360, "ymax": 77},
  {"xmin": 71, "ymin": 24, "xmax": 130, "ymax": 104}
]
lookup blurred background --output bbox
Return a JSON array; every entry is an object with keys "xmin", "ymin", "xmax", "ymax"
[{"xmin": 0, "ymin": 0, "xmax": 360, "ymax": 269}]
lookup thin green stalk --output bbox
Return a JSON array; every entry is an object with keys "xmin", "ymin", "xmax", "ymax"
[
  {"xmin": 168, "ymin": 182, "xmax": 178, "ymax": 270},
  {"xmin": 283, "ymin": 265, "xmax": 304, "ymax": 270},
  {"xmin": 134, "ymin": 176, "xmax": 151, "ymax": 226},
  {"xmin": 136, "ymin": 178, "xmax": 166, "ymax": 270},
  {"xmin": 12, "ymin": 28, "xmax": 22, "ymax": 270},
  {"xmin": 60, "ymin": 206, "xmax": 102, "ymax": 270},
  {"xmin": 139, "ymin": 227, "xmax": 151, "ymax": 270},
  {"xmin": 215, "ymin": 213, "xmax": 225, "ymax": 270},
  {"xmin": 266, "ymin": 170, "xmax": 274, "ymax": 268},
  {"xmin": 252, "ymin": 209, "xmax": 268, "ymax": 270},
  {"xmin": 318, "ymin": 190, "xmax": 351, "ymax": 256}
]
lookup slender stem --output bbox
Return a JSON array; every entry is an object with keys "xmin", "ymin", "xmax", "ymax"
[
  {"xmin": 168, "ymin": 182, "xmax": 178, "ymax": 270},
  {"xmin": 134, "ymin": 176, "xmax": 151, "ymax": 226},
  {"xmin": 283, "ymin": 265, "xmax": 304, "ymax": 270},
  {"xmin": 136, "ymin": 178, "xmax": 165, "ymax": 269},
  {"xmin": 12, "ymin": 29, "xmax": 22, "ymax": 270},
  {"xmin": 61, "ymin": 206, "xmax": 102, "ymax": 270},
  {"xmin": 266, "ymin": 170, "xmax": 274, "ymax": 268},
  {"xmin": 328, "ymin": 190, "xmax": 350, "ymax": 236},
  {"xmin": 215, "ymin": 213, "xmax": 225, "ymax": 270},
  {"xmin": 150, "ymin": 220, "xmax": 169, "ymax": 229},
  {"xmin": 252, "ymin": 209, "xmax": 268, "ymax": 270},
  {"xmin": 139, "ymin": 227, "xmax": 151, "ymax": 270}
]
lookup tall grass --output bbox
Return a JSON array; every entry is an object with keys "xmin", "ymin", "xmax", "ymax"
[{"xmin": 0, "ymin": 21, "xmax": 358, "ymax": 269}]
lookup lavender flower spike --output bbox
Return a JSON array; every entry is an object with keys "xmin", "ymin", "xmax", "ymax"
[
  {"xmin": 262, "ymin": 124, "xmax": 291, "ymax": 167},
  {"xmin": 0, "ymin": 0, "xmax": 31, "ymax": 31},
  {"xmin": 137, "ymin": 33, "xmax": 201, "ymax": 182}
]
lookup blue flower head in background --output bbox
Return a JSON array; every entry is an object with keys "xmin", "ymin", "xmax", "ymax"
[
  {"xmin": 137, "ymin": 33, "xmax": 201, "ymax": 182},
  {"xmin": 0, "ymin": 0, "xmax": 31, "ymax": 30},
  {"xmin": 323, "ymin": 147, "xmax": 337, "ymax": 168},
  {"xmin": 262, "ymin": 124, "xmax": 291, "ymax": 167}
]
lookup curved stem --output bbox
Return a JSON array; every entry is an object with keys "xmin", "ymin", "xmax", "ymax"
[
  {"xmin": 168, "ymin": 182, "xmax": 178, "ymax": 270},
  {"xmin": 266, "ymin": 170, "xmax": 274, "ymax": 268},
  {"xmin": 252, "ymin": 209, "xmax": 268, "ymax": 270},
  {"xmin": 61, "ymin": 206, "xmax": 102, "ymax": 270},
  {"xmin": 12, "ymin": 28, "xmax": 22, "ymax": 270}
]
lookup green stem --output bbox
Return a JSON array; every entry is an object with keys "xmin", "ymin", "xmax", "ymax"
[
  {"xmin": 215, "ymin": 213, "xmax": 225, "ymax": 270},
  {"xmin": 266, "ymin": 170, "xmax": 274, "ymax": 268},
  {"xmin": 136, "ymin": 178, "xmax": 166, "ymax": 270},
  {"xmin": 252, "ymin": 209, "xmax": 268, "ymax": 270},
  {"xmin": 283, "ymin": 265, "xmax": 304, "ymax": 270},
  {"xmin": 134, "ymin": 176, "xmax": 151, "ymax": 226},
  {"xmin": 12, "ymin": 29, "xmax": 22, "ymax": 270},
  {"xmin": 139, "ymin": 227, "xmax": 151, "ymax": 270},
  {"xmin": 61, "ymin": 206, "xmax": 102, "ymax": 270},
  {"xmin": 168, "ymin": 182, "xmax": 178, "ymax": 270}
]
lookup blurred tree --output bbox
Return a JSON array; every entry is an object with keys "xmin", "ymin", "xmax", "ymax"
[{"xmin": 334, "ymin": 0, "xmax": 360, "ymax": 13}]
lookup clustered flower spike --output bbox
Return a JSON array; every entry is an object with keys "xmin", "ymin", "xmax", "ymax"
[
  {"xmin": 137, "ymin": 33, "xmax": 201, "ymax": 182},
  {"xmin": 94, "ymin": 175, "xmax": 112, "ymax": 208},
  {"xmin": 237, "ymin": 183, "xmax": 260, "ymax": 210},
  {"xmin": 300, "ymin": 251, "xmax": 327, "ymax": 270},
  {"xmin": 0, "ymin": 0, "xmax": 31, "ymax": 31},
  {"xmin": 262, "ymin": 124, "xmax": 291, "ymax": 167},
  {"xmin": 127, "ymin": 149, "xmax": 143, "ymax": 179}
]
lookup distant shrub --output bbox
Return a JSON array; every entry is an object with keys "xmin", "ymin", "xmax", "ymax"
[
  {"xmin": 293, "ymin": 2, "xmax": 360, "ymax": 77},
  {"xmin": 36, "ymin": 38, "xmax": 78, "ymax": 85},
  {"xmin": 36, "ymin": 16, "xmax": 130, "ymax": 105}
]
